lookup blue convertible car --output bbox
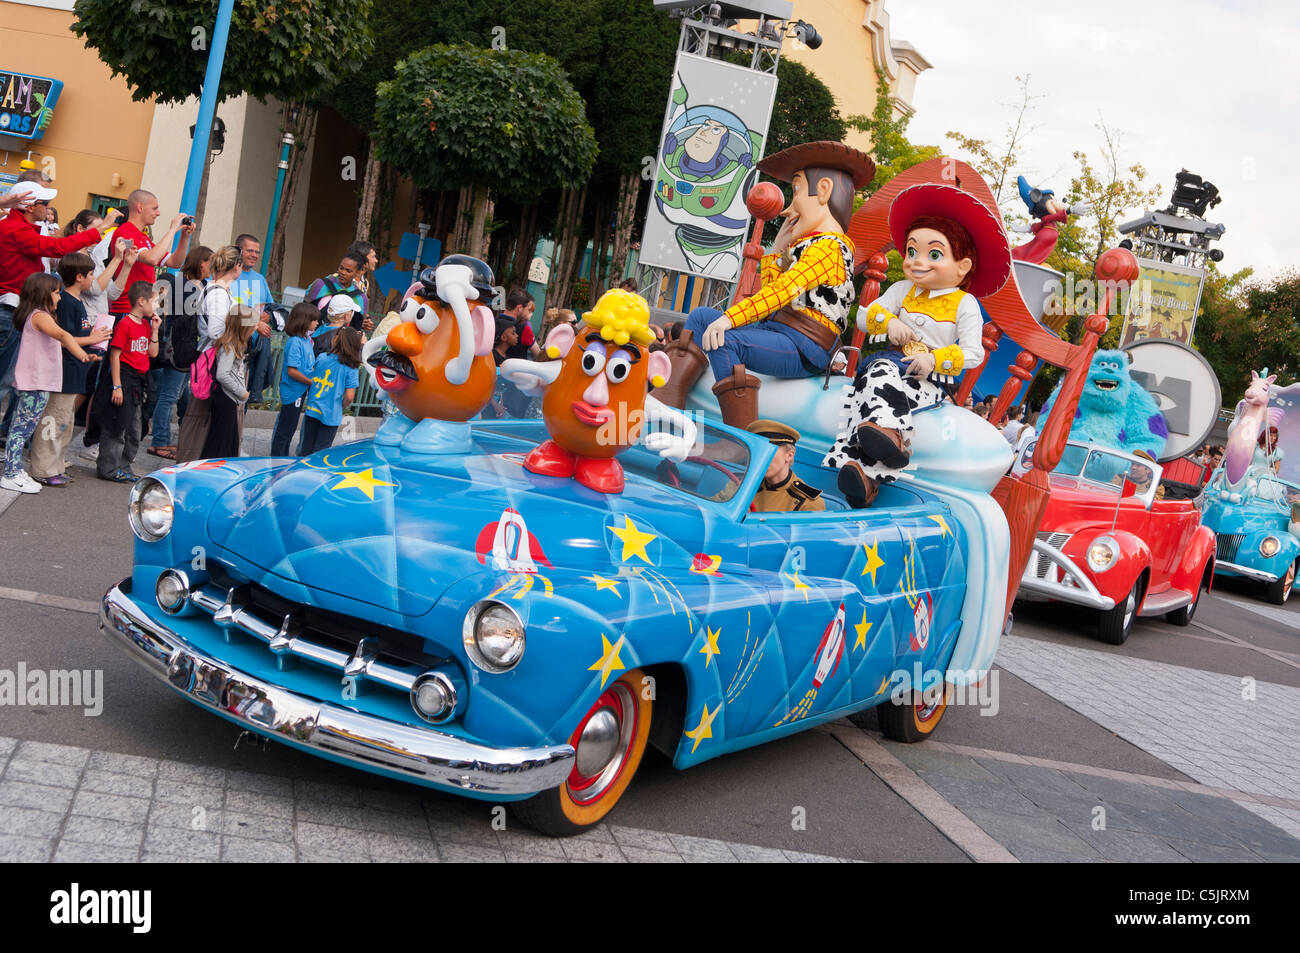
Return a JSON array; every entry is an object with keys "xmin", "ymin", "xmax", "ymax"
[
  {"xmin": 1201, "ymin": 468, "xmax": 1300, "ymax": 604},
  {"xmin": 101, "ymin": 390, "xmax": 1013, "ymax": 835}
]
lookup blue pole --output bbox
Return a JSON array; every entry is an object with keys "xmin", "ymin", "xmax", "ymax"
[
  {"xmin": 178, "ymin": 0, "xmax": 236, "ymax": 224},
  {"xmin": 263, "ymin": 132, "xmax": 293, "ymax": 257}
]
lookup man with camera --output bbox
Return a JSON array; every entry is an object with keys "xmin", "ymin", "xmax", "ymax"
[{"xmin": 106, "ymin": 190, "xmax": 194, "ymax": 317}]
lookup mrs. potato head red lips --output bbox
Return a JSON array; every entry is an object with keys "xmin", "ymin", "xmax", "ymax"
[{"xmin": 570, "ymin": 400, "xmax": 614, "ymax": 427}]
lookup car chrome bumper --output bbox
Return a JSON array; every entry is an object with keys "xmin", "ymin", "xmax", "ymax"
[
  {"xmin": 1017, "ymin": 540, "xmax": 1116, "ymax": 611},
  {"xmin": 1214, "ymin": 561, "xmax": 1278, "ymax": 583},
  {"xmin": 100, "ymin": 583, "xmax": 574, "ymax": 795}
]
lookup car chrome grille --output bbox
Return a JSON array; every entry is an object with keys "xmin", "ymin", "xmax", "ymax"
[
  {"xmin": 1215, "ymin": 533, "xmax": 1245, "ymax": 563},
  {"xmin": 188, "ymin": 564, "xmax": 448, "ymax": 694},
  {"xmin": 1034, "ymin": 532, "xmax": 1072, "ymax": 579}
]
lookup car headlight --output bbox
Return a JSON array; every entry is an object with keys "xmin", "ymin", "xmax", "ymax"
[
  {"xmin": 462, "ymin": 600, "xmax": 525, "ymax": 673},
  {"xmin": 1086, "ymin": 536, "xmax": 1118, "ymax": 572},
  {"xmin": 128, "ymin": 478, "xmax": 174, "ymax": 542},
  {"xmin": 1260, "ymin": 536, "xmax": 1281, "ymax": 558}
]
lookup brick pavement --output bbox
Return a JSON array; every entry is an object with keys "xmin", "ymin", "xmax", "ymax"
[{"xmin": 0, "ymin": 736, "xmax": 856, "ymax": 864}]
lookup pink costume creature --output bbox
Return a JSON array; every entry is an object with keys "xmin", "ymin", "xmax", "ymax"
[{"xmin": 1224, "ymin": 369, "xmax": 1282, "ymax": 486}]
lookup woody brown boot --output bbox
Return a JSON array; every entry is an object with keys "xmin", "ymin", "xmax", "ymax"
[
  {"xmin": 651, "ymin": 329, "xmax": 709, "ymax": 409},
  {"xmin": 853, "ymin": 421, "xmax": 910, "ymax": 469},
  {"xmin": 712, "ymin": 363, "xmax": 761, "ymax": 432}
]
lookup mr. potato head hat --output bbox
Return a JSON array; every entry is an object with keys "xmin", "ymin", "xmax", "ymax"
[{"xmin": 888, "ymin": 183, "xmax": 1012, "ymax": 298}]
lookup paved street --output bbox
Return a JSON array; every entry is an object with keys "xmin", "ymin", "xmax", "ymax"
[{"xmin": 1, "ymin": 421, "xmax": 1298, "ymax": 863}]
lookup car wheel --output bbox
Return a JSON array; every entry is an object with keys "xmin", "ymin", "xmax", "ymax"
[
  {"xmin": 1265, "ymin": 560, "xmax": 1297, "ymax": 605},
  {"xmin": 874, "ymin": 682, "xmax": 953, "ymax": 743},
  {"xmin": 1165, "ymin": 568, "xmax": 1210, "ymax": 626},
  {"xmin": 1098, "ymin": 577, "xmax": 1143, "ymax": 645},
  {"xmin": 511, "ymin": 668, "xmax": 652, "ymax": 837}
]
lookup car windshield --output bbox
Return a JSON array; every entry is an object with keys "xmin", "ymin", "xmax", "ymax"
[
  {"xmin": 1045, "ymin": 442, "xmax": 1158, "ymax": 500},
  {"xmin": 1251, "ymin": 475, "xmax": 1300, "ymax": 512},
  {"xmin": 471, "ymin": 419, "xmax": 754, "ymax": 502}
]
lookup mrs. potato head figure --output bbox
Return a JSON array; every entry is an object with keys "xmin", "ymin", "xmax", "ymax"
[{"xmin": 501, "ymin": 289, "xmax": 697, "ymax": 494}]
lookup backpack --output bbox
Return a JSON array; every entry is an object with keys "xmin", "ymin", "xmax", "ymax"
[
  {"xmin": 312, "ymin": 277, "xmax": 345, "ymax": 317},
  {"xmin": 189, "ymin": 347, "xmax": 218, "ymax": 400},
  {"xmin": 312, "ymin": 325, "xmax": 338, "ymax": 357},
  {"xmin": 167, "ymin": 283, "xmax": 212, "ymax": 370}
]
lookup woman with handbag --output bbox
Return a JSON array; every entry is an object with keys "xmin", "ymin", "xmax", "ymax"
[{"xmin": 175, "ymin": 245, "xmax": 240, "ymax": 462}]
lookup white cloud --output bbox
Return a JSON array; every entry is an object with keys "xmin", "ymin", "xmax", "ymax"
[{"xmin": 888, "ymin": 0, "xmax": 1300, "ymax": 282}]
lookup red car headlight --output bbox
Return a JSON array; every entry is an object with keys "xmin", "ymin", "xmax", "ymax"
[{"xmin": 1086, "ymin": 536, "xmax": 1119, "ymax": 572}]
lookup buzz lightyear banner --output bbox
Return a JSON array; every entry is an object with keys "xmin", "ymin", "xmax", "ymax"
[
  {"xmin": 1118, "ymin": 257, "xmax": 1205, "ymax": 348},
  {"xmin": 638, "ymin": 52, "xmax": 777, "ymax": 282}
]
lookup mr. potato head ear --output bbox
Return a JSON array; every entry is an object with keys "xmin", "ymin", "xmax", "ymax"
[
  {"xmin": 647, "ymin": 350, "xmax": 672, "ymax": 389},
  {"xmin": 543, "ymin": 323, "xmax": 577, "ymax": 360},
  {"xmin": 471, "ymin": 305, "xmax": 494, "ymax": 356}
]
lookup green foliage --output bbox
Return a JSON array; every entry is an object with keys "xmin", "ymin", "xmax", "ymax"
[
  {"xmin": 1196, "ymin": 268, "xmax": 1300, "ymax": 393},
  {"xmin": 373, "ymin": 44, "xmax": 597, "ymax": 200},
  {"xmin": 763, "ymin": 58, "xmax": 847, "ymax": 156},
  {"xmin": 70, "ymin": 0, "xmax": 374, "ymax": 104},
  {"xmin": 847, "ymin": 69, "xmax": 941, "ymax": 198}
]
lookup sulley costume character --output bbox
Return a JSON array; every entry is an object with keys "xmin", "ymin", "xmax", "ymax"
[{"xmin": 1040, "ymin": 349, "xmax": 1168, "ymax": 461}]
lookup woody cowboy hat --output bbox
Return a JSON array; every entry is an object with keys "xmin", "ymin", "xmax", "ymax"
[
  {"xmin": 888, "ymin": 183, "xmax": 1012, "ymax": 298},
  {"xmin": 756, "ymin": 141, "xmax": 876, "ymax": 190}
]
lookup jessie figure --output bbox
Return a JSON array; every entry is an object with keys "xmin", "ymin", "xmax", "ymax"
[
  {"xmin": 824, "ymin": 184, "xmax": 1012, "ymax": 508},
  {"xmin": 501, "ymin": 289, "xmax": 696, "ymax": 494},
  {"xmin": 654, "ymin": 141, "xmax": 876, "ymax": 430},
  {"xmin": 364, "ymin": 255, "xmax": 496, "ymax": 452}
]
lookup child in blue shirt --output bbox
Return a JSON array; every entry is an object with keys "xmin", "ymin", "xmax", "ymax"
[
  {"xmin": 271, "ymin": 303, "xmax": 318, "ymax": 456},
  {"xmin": 299, "ymin": 326, "xmax": 361, "ymax": 455}
]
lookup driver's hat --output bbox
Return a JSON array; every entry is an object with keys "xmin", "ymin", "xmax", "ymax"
[{"xmin": 748, "ymin": 419, "xmax": 801, "ymax": 447}]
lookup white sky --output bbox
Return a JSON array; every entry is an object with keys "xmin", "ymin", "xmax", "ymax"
[{"xmin": 886, "ymin": 0, "xmax": 1298, "ymax": 282}]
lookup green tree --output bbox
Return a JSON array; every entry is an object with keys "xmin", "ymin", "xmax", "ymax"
[
  {"xmin": 1196, "ymin": 268, "xmax": 1300, "ymax": 393},
  {"xmin": 71, "ymin": 0, "xmax": 374, "ymax": 285},
  {"xmin": 71, "ymin": 0, "xmax": 374, "ymax": 104},
  {"xmin": 764, "ymin": 58, "xmax": 847, "ymax": 156},
  {"xmin": 374, "ymin": 44, "xmax": 597, "ymax": 257}
]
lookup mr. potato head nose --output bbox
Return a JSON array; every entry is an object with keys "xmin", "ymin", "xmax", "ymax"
[{"xmin": 387, "ymin": 320, "xmax": 424, "ymax": 357}]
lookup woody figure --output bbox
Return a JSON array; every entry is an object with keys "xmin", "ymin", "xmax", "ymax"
[{"xmin": 654, "ymin": 141, "xmax": 876, "ymax": 430}]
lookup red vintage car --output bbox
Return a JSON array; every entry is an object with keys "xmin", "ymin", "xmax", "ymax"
[{"xmin": 1014, "ymin": 441, "xmax": 1217, "ymax": 644}]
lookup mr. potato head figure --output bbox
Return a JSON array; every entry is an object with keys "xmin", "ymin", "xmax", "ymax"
[
  {"xmin": 364, "ymin": 255, "xmax": 497, "ymax": 453},
  {"xmin": 501, "ymin": 289, "xmax": 697, "ymax": 494}
]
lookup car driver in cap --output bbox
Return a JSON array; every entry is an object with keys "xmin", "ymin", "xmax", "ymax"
[{"xmin": 747, "ymin": 419, "xmax": 825, "ymax": 513}]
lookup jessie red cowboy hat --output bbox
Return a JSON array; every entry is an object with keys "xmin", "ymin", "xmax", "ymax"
[
  {"xmin": 888, "ymin": 183, "xmax": 1012, "ymax": 298},
  {"xmin": 756, "ymin": 141, "xmax": 876, "ymax": 190}
]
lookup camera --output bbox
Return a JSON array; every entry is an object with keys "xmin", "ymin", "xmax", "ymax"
[{"xmin": 181, "ymin": 216, "xmax": 195, "ymax": 227}]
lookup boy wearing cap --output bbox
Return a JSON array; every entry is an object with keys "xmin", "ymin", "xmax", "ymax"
[
  {"xmin": 825, "ymin": 184, "xmax": 1012, "ymax": 508},
  {"xmin": 747, "ymin": 419, "xmax": 824, "ymax": 513},
  {"xmin": 312, "ymin": 293, "xmax": 360, "ymax": 356},
  {"xmin": 655, "ymin": 141, "xmax": 875, "ymax": 431}
]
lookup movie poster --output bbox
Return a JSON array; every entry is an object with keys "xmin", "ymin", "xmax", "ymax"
[
  {"xmin": 1119, "ymin": 258, "xmax": 1205, "ymax": 348},
  {"xmin": 637, "ymin": 52, "xmax": 778, "ymax": 282}
]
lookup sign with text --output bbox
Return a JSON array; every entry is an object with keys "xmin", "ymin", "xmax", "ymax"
[
  {"xmin": 0, "ymin": 70, "xmax": 62, "ymax": 142},
  {"xmin": 1119, "ymin": 257, "xmax": 1205, "ymax": 348}
]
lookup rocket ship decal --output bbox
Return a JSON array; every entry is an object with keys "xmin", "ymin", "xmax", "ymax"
[
  {"xmin": 812, "ymin": 602, "xmax": 846, "ymax": 689},
  {"xmin": 475, "ymin": 508, "xmax": 553, "ymax": 574},
  {"xmin": 909, "ymin": 592, "xmax": 933, "ymax": 652}
]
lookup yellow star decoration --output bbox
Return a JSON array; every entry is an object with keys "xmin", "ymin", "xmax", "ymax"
[
  {"xmin": 784, "ymin": 571, "xmax": 811, "ymax": 602},
  {"xmin": 588, "ymin": 634, "xmax": 627, "ymax": 689},
  {"xmin": 875, "ymin": 674, "xmax": 891, "ymax": 696},
  {"xmin": 330, "ymin": 468, "xmax": 396, "ymax": 501},
  {"xmin": 583, "ymin": 573, "xmax": 622, "ymax": 596},
  {"xmin": 699, "ymin": 627, "xmax": 721, "ymax": 668},
  {"xmin": 861, "ymin": 540, "xmax": 885, "ymax": 585},
  {"xmin": 608, "ymin": 515, "xmax": 657, "ymax": 564},
  {"xmin": 929, "ymin": 515, "xmax": 952, "ymax": 539},
  {"xmin": 854, "ymin": 608, "xmax": 873, "ymax": 651},
  {"xmin": 684, "ymin": 702, "xmax": 719, "ymax": 753}
]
